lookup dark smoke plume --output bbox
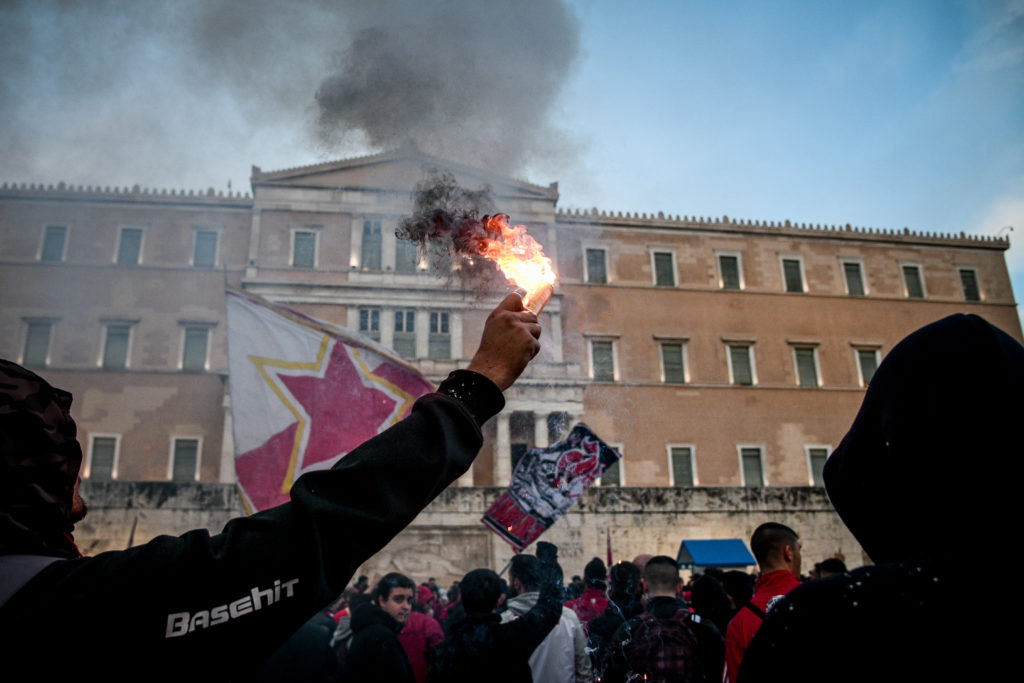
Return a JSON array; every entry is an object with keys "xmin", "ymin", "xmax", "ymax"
[
  {"xmin": 398, "ymin": 169, "xmax": 511, "ymax": 292},
  {"xmin": 315, "ymin": 0, "xmax": 581, "ymax": 174}
]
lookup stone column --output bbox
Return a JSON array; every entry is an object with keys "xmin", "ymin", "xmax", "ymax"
[
  {"xmin": 495, "ymin": 412, "xmax": 511, "ymax": 486},
  {"xmin": 219, "ymin": 384, "xmax": 235, "ymax": 483},
  {"xmin": 533, "ymin": 411, "xmax": 549, "ymax": 449},
  {"xmin": 456, "ymin": 458, "xmax": 475, "ymax": 487}
]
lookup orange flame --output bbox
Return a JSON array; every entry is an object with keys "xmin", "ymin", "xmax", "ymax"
[{"xmin": 477, "ymin": 214, "xmax": 556, "ymax": 314}]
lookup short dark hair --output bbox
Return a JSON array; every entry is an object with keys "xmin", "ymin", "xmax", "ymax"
[
  {"xmin": 643, "ymin": 555, "xmax": 680, "ymax": 593},
  {"xmin": 584, "ymin": 557, "xmax": 607, "ymax": 588},
  {"xmin": 609, "ymin": 561, "xmax": 642, "ymax": 596},
  {"xmin": 371, "ymin": 572, "xmax": 415, "ymax": 603},
  {"xmin": 459, "ymin": 568, "xmax": 504, "ymax": 614},
  {"xmin": 818, "ymin": 558, "xmax": 847, "ymax": 575},
  {"xmin": 750, "ymin": 522, "xmax": 799, "ymax": 565},
  {"xmin": 509, "ymin": 554, "xmax": 543, "ymax": 591}
]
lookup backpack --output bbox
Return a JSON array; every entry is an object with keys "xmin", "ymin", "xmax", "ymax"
[{"xmin": 623, "ymin": 608, "xmax": 701, "ymax": 683}]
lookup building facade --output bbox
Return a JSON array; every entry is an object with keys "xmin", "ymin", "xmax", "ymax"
[{"xmin": 2, "ymin": 146, "xmax": 1019, "ymax": 577}]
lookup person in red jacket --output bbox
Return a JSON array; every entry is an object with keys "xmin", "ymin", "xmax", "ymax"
[
  {"xmin": 401, "ymin": 585, "xmax": 446, "ymax": 683},
  {"xmin": 564, "ymin": 557, "xmax": 608, "ymax": 633},
  {"xmin": 722, "ymin": 522, "xmax": 801, "ymax": 683}
]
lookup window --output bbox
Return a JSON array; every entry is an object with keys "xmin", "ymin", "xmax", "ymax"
[
  {"xmin": 395, "ymin": 237, "xmax": 419, "ymax": 272},
  {"xmin": 652, "ymin": 251, "xmax": 676, "ymax": 287},
  {"xmin": 670, "ymin": 446, "xmax": 694, "ymax": 487},
  {"xmin": 718, "ymin": 253, "xmax": 742, "ymax": 290},
  {"xmin": 781, "ymin": 257, "xmax": 805, "ymax": 293},
  {"xmin": 598, "ymin": 457, "xmax": 622, "ymax": 487},
  {"xmin": 902, "ymin": 264, "xmax": 925, "ymax": 299},
  {"xmin": 22, "ymin": 320, "xmax": 53, "ymax": 368},
  {"xmin": 585, "ymin": 248, "xmax": 608, "ymax": 284},
  {"xmin": 428, "ymin": 311, "xmax": 450, "ymax": 359},
  {"xmin": 117, "ymin": 228, "xmax": 143, "ymax": 266},
  {"xmin": 590, "ymin": 339, "xmax": 616, "ymax": 381},
  {"xmin": 727, "ymin": 344, "xmax": 755, "ymax": 386},
  {"xmin": 359, "ymin": 309, "xmax": 380, "ymax": 342},
  {"xmin": 41, "ymin": 225, "xmax": 67, "ymax": 262},
  {"xmin": 740, "ymin": 446, "xmax": 765, "ymax": 487},
  {"xmin": 842, "ymin": 261, "xmax": 865, "ymax": 296},
  {"xmin": 807, "ymin": 446, "xmax": 829, "ymax": 486},
  {"xmin": 361, "ymin": 219, "xmax": 382, "ymax": 271},
  {"xmin": 193, "ymin": 229, "xmax": 218, "ymax": 268},
  {"xmin": 856, "ymin": 348, "xmax": 880, "ymax": 387},
  {"xmin": 660, "ymin": 341, "xmax": 687, "ymax": 384},
  {"xmin": 88, "ymin": 435, "xmax": 118, "ymax": 480},
  {"xmin": 958, "ymin": 268, "xmax": 980, "ymax": 302},
  {"xmin": 394, "ymin": 310, "xmax": 416, "ymax": 358},
  {"xmin": 102, "ymin": 323, "xmax": 132, "ymax": 370},
  {"xmin": 292, "ymin": 230, "xmax": 317, "ymax": 268},
  {"xmin": 171, "ymin": 438, "xmax": 200, "ymax": 482},
  {"xmin": 793, "ymin": 347, "xmax": 819, "ymax": 387},
  {"xmin": 181, "ymin": 327, "xmax": 209, "ymax": 372}
]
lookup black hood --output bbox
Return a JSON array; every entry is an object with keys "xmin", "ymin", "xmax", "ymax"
[
  {"xmin": 824, "ymin": 314, "xmax": 1023, "ymax": 568},
  {"xmin": 0, "ymin": 359, "xmax": 83, "ymax": 557}
]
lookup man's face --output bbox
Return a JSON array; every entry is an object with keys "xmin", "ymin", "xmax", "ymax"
[
  {"xmin": 69, "ymin": 475, "xmax": 87, "ymax": 524},
  {"xmin": 379, "ymin": 587, "xmax": 414, "ymax": 624}
]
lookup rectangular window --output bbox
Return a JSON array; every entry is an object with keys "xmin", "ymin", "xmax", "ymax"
[
  {"xmin": 670, "ymin": 446, "xmax": 694, "ymax": 487},
  {"xmin": 41, "ymin": 225, "xmax": 67, "ymax": 262},
  {"xmin": 660, "ymin": 342, "xmax": 686, "ymax": 384},
  {"xmin": 428, "ymin": 311, "xmax": 450, "ymax": 359},
  {"xmin": 959, "ymin": 268, "xmax": 980, "ymax": 302},
  {"xmin": 782, "ymin": 257, "xmax": 804, "ymax": 293},
  {"xmin": 842, "ymin": 261, "xmax": 865, "ymax": 296},
  {"xmin": 394, "ymin": 310, "xmax": 416, "ymax": 358},
  {"xmin": 361, "ymin": 219, "xmax": 382, "ymax": 271},
  {"xmin": 718, "ymin": 253, "xmax": 741, "ymax": 290},
  {"xmin": 585, "ymin": 248, "xmax": 608, "ymax": 284},
  {"xmin": 117, "ymin": 228, "xmax": 143, "ymax": 266},
  {"xmin": 193, "ymin": 229, "xmax": 218, "ymax": 268},
  {"xmin": 591, "ymin": 340, "xmax": 616, "ymax": 381},
  {"xmin": 902, "ymin": 265, "xmax": 925, "ymax": 299},
  {"xmin": 728, "ymin": 344, "xmax": 754, "ymax": 386},
  {"xmin": 292, "ymin": 230, "xmax": 316, "ymax": 268},
  {"xmin": 653, "ymin": 251, "xmax": 675, "ymax": 287},
  {"xmin": 808, "ymin": 447, "xmax": 829, "ymax": 486},
  {"xmin": 359, "ymin": 309, "xmax": 381, "ymax": 342},
  {"xmin": 599, "ymin": 458, "xmax": 621, "ymax": 487},
  {"xmin": 89, "ymin": 436, "xmax": 118, "ymax": 481},
  {"xmin": 741, "ymin": 447, "xmax": 764, "ymax": 487},
  {"xmin": 102, "ymin": 324, "xmax": 131, "ymax": 370},
  {"xmin": 182, "ymin": 327, "xmax": 209, "ymax": 372},
  {"xmin": 171, "ymin": 438, "xmax": 199, "ymax": 482},
  {"xmin": 395, "ymin": 237, "xmax": 418, "ymax": 272},
  {"xmin": 856, "ymin": 348, "xmax": 879, "ymax": 387},
  {"xmin": 23, "ymin": 321, "xmax": 53, "ymax": 368},
  {"xmin": 793, "ymin": 347, "xmax": 819, "ymax": 387}
]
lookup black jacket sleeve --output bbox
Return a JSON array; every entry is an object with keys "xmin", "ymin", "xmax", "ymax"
[{"xmin": 0, "ymin": 371, "xmax": 502, "ymax": 680}]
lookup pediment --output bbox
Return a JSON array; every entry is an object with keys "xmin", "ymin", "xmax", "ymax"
[{"xmin": 251, "ymin": 143, "xmax": 558, "ymax": 203}]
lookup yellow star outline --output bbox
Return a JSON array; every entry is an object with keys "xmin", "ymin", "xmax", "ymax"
[{"xmin": 248, "ymin": 335, "xmax": 420, "ymax": 495}]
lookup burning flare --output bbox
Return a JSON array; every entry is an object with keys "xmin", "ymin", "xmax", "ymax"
[{"xmin": 476, "ymin": 214, "xmax": 556, "ymax": 314}]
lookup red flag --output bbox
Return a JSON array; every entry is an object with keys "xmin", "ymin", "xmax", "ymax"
[
  {"xmin": 482, "ymin": 423, "xmax": 621, "ymax": 552},
  {"xmin": 226, "ymin": 289, "xmax": 433, "ymax": 512}
]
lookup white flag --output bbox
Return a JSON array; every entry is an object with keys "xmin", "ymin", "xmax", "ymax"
[{"xmin": 226, "ymin": 289, "xmax": 434, "ymax": 512}]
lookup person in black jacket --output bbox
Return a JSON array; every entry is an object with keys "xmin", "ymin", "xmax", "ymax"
[
  {"xmin": 344, "ymin": 573, "xmax": 417, "ymax": 683},
  {"xmin": 0, "ymin": 292, "xmax": 541, "ymax": 681},
  {"xmin": 738, "ymin": 314, "xmax": 1023, "ymax": 682},
  {"xmin": 427, "ymin": 566, "xmax": 562, "ymax": 683}
]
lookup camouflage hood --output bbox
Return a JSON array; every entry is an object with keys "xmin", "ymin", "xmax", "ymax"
[{"xmin": 0, "ymin": 359, "xmax": 83, "ymax": 558}]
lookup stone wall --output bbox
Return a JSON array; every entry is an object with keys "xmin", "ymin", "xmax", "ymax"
[{"xmin": 77, "ymin": 481, "xmax": 864, "ymax": 588}]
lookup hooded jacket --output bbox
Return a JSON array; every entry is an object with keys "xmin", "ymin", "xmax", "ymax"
[
  {"xmin": 738, "ymin": 314, "xmax": 1023, "ymax": 682},
  {"xmin": 0, "ymin": 361, "xmax": 503, "ymax": 681},
  {"xmin": 345, "ymin": 602, "xmax": 416, "ymax": 683}
]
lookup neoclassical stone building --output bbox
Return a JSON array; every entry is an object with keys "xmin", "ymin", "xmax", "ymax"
[{"xmin": 2, "ymin": 145, "xmax": 1019, "ymax": 580}]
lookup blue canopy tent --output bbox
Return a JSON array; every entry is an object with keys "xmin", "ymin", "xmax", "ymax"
[{"xmin": 676, "ymin": 539, "xmax": 756, "ymax": 569}]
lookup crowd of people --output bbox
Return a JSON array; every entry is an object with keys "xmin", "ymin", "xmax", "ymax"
[
  {"xmin": 2, "ymin": 289, "xmax": 1019, "ymax": 682},
  {"xmin": 264, "ymin": 526, "xmax": 850, "ymax": 682}
]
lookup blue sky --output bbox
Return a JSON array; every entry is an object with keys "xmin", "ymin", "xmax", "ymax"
[
  {"xmin": 550, "ymin": 1, "xmax": 1023, "ymax": 325},
  {"xmin": 2, "ymin": 0, "xmax": 1022, "ymax": 325}
]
